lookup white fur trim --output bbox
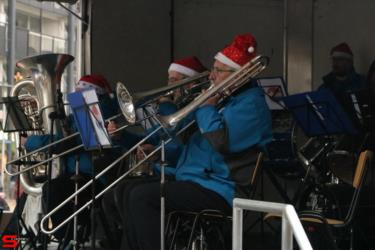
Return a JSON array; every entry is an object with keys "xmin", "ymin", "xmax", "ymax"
[
  {"xmin": 331, "ymin": 51, "xmax": 353, "ymax": 59},
  {"xmin": 214, "ymin": 52, "xmax": 241, "ymax": 70},
  {"xmin": 248, "ymin": 46, "xmax": 254, "ymax": 53},
  {"xmin": 76, "ymin": 80, "xmax": 106, "ymax": 95},
  {"xmin": 168, "ymin": 63, "xmax": 198, "ymax": 77}
]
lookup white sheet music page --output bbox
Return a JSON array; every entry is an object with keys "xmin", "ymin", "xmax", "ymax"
[{"xmin": 82, "ymin": 89, "xmax": 112, "ymax": 147}]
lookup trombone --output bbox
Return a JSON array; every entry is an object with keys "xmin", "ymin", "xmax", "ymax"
[
  {"xmin": 39, "ymin": 55, "xmax": 269, "ymax": 235},
  {"xmin": 5, "ymin": 72, "xmax": 210, "ymax": 177}
]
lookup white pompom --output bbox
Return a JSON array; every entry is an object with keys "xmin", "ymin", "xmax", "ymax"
[{"xmin": 248, "ymin": 46, "xmax": 254, "ymax": 53}]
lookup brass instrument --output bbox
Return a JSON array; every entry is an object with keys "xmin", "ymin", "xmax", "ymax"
[
  {"xmin": 40, "ymin": 55, "xmax": 269, "ymax": 235},
  {"xmin": 7, "ymin": 54, "xmax": 74, "ymax": 195}
]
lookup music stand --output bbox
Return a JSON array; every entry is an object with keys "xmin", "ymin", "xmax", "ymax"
[
  {"xmin": 0, "ymin": 96, "xmax": 37, "ymax": 249},
  {"xmin": 256, "ymin": 77, "xmax": 288, "ymax": 110},
  {"xmin": 337, "ymin": 90, "xmax": 375, "ymax": 133},
  {"xmin": 282, "ymin": 89, "xmax": 359, "ymax": 203},
  {"xmin": 0, "ymin": 96, "xmax": 36, "ymax": 132},
  {"xmin": 68, "ymin": 89, "xmax": 112, "ymax": 151},
  {"xmin": 282, "ymin": 89, "xmax": 358, "ymax": 137},
  {"xmin": 68, "ymin": 89, "xmax": 112, "ymax": 250}
]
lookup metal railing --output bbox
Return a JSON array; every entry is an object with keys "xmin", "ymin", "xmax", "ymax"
[{"xmin": 232, "ymin": 198, "xmax": 313, "ymax": 250}]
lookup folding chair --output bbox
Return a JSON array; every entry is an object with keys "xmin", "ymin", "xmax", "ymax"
[{"xmin": 166, "ymin": 152, "xmax": 264, "ymax": 250}]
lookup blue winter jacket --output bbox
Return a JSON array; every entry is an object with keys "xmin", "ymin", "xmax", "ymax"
[
  {"xmin": 118, "ymin": 101, "xmax": 184, "ymax": 172},
  {"xmin": 172, "ymin": 85, "xmax": 273, "ymax": 206},
  {"xmin": 319, "ymin": 69, "xmax": 366, "ymax": 97},
  {"xmin": 24, "ymin": 94, "xmax": 119, "ymax": 176}
]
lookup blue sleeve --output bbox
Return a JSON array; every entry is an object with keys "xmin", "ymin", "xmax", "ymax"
[
  {"xmin": 158, "ymin": 102, "xmax": 178, "ymax": 115},
  {"xmin": 24, "ymin": 134, "xmax": 61, "ymax": 152},
  {"xmin": 195, "ymin": 88, "xmax": 273, "ymax": 153}
]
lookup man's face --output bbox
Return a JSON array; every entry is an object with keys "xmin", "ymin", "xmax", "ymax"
[
  {"xmin": 331, "ymin": 57, "xmax": 353, "ymax": 77},
  {"xmin": 209, "ymin": 60, "xmax": 235, "ymax": 86},
  {"xmin": 168, "ymin": 70, "xmax": 185, "ymax": 85},
  {"xmin": 168, "ymin": 70, "xmax": 187, "ymax": 101}
]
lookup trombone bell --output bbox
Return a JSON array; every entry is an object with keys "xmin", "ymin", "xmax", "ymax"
[{"xmin": 116, "ymin": 82, "xmax": 136, "ymax": 124}]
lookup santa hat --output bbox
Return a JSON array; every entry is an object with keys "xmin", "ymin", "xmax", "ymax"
[
  {"xmin": 76, "ymin": 74, "xmax": 112, "ymax": 95},
  {"xmin": 168, "ymin": 56, "xmax": 207, "ymax": 77},
  {"xmin": 215, "ymin": 33, "xmax": 257, "ymax": 70},
  {"xmin": 330, "ymin": 42, "xmax": 353, "ymax": 60}
]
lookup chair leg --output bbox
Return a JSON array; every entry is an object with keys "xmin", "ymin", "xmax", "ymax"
[
  {"xmin": 187, "ymin": 215, "xmax": 200, "ymax": 250},
  {"xmin": 169, "ymin": 217, "xmax": 181, "ymax": 250}
]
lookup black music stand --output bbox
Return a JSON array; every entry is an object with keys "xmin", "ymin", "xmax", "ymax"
[
  {"xmin": 282, "ymin": 89, "xmax": 358, "ymax": 137},
  {"xmin": 338, "ymin": 90, "xmax": 375, "ymax": 133},
  {"xmin": 0, "ymin": 96, "xmax": 38, "ymax": 249},
  {"xmin": 68, "ymin": 89, "xmax": 112, "ymax": 250},
  {"xmin": 0, "ymin": 96, "xmax": 36, "ymax": 133},
  {"xmin": 282, "ymin": 89, "xmax": 358, "ymax": 203}
]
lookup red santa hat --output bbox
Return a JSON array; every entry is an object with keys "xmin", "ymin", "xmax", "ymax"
[
  {"xmin": 215, "ymin": 33, "xmax": 257, "ymax": 70},
  {"xmin": 330, "ymin": 42, "xmax": 353, "ymax": 60},
  {"xmin": 76, "ymin": 74, "xmax": 112, "ymax": 95},
  {"xmin": 168, "ymin": 56, "xmax": 207, "ymax": 77}
]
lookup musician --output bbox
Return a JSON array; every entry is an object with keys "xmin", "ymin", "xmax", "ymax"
[
  {"xmin": 319, "ymin": 42, "xmax": 365, "ymax": 97},
  {"xmin": 120, "ymin": 33, "xmax": 273, "ymax": 250},
  {"xmin": 21, "ymin": 74, "xmax": 121, "ymax": 242},
  {"xmin": 108, "ymin": 56, "xmax": 207, "ymax": 166},
  {"xmin": 102, "ymin": 57, "xmax": 207, "ymax": 245}
]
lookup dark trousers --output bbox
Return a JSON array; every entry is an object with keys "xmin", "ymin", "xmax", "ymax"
[{"xmin": 121, "ymin": 180, "xmax": 231, "ymax": 250}]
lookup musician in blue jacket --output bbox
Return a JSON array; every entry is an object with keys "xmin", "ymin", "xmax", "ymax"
[
  {"xmin": 121, "ymin": 33, "xmax": 273, "ymax": 250},
  {"xmin": 24, "ymin": 74, "xmax": 119, "ymax": 176},
  {"xmin": 23, "ymin": 74, "xmax": 120, "ymax": 241}
]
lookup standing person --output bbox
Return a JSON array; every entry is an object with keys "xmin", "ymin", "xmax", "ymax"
[
  {"xmin": 121, "ymin": 33, "xmax": 273, "ymax": 250},
  {"xmin": 319, "ymin": 42, "xmax": 366, "ymax": 98}
]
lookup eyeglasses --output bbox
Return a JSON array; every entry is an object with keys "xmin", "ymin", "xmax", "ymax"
[{"xmin": 210, "ymin": 67, "xmax": 235, "ymax": 74}]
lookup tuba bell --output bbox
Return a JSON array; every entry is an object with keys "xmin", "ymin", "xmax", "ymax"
[{"xmin": 9, "ymin": 53, "xmax": 74, "ymax": 196}]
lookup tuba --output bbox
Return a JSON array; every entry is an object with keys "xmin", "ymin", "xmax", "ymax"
[{"xmin": 10, "ymin": 53, "xmax": 74, "ymax": 196}]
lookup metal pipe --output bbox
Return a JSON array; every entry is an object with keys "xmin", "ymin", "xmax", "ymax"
[
  {"xmin": 6, "ymin": 0, "xmax": 15, "ymax": 87},
  {"xmin": 281, "ymin": 213, "xmax": 293, "ymax": 250},
  {"xmin": 283, "ymin": 0, "xmax": 288, "ymax": 85},
  {"xmin": 232, "ymin": 199, "xmax": 313, "ymax": 250}
]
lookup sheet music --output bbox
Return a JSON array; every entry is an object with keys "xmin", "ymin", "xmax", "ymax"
[
  {"xmin": 257, "ymin": 77, "xmax": 287, "ymax": 110},
  {"xmin": 81, "ymin": 89, "xmax": 111, "ymax": 147}
]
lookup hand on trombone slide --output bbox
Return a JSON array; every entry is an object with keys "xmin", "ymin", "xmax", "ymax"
[
  {"xmin": 107, "ymin": 121, "xmax": 120, "ymax": 137},
  {"xmin": 136, "ymin": 144, "xmax": 158, "ymax": 162}
]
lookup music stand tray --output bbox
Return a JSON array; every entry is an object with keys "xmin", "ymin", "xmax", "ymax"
[
  {"xmin": 282, "ymin": 89, "xmax": 358, "ymax": 137},
  {"xmin": 68, "ymin": 89, "xmax": 112, "ymax": 151},
  {"xmin": 0, "ymin": 96, "xmax": 36, "ymax": 132}
]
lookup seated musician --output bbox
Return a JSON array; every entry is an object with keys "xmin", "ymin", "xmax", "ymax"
[
  {"xmin": 119, "ymin": 33, "xmax": 273, "ymax": 250},
  {"xmin": 21, "ymin": 75, "xmax": 121, "ymax": 242},
  {"xmin": 102, "ymin": 56, "xmax": 207, "ymax": 243}
]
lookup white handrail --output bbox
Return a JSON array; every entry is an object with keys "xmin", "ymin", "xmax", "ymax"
[{"xmin": 232, "ymin": 198, "xmax": 313, "ymax": 250}]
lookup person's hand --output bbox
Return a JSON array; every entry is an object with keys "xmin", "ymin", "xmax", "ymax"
[
  {"xmin": 136, "ymin": 144, "xmax": 157, "ymax": 161},
  {"xmin": 21, "ymin": 137, "xmax": 27, "ymax": 146},
  {"xmin": 158, "ymin": 95, "xmax": 173, "ymax": 103},
  {"xmin": 203, "ymin": 92, "xmax": 220, "ymax": 106},
  {"xmin": 107, "ymin": 121, "xmax": 119, "ymax": 137},
  {"xmin": 20, "ymin": 135, "xmax": 28, "ymax": 147}
]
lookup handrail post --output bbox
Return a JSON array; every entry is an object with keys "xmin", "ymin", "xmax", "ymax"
[
  {"xmin": 232, "ymin": 198, "xmax": 312, "ymax": 250},
  {"xmin": 232, "ymin": 205, "xmax": 243, "ymax": 250},
  {"xmin": 281, "ymin": 212, "xmax": 293, "ymax": 250}
]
